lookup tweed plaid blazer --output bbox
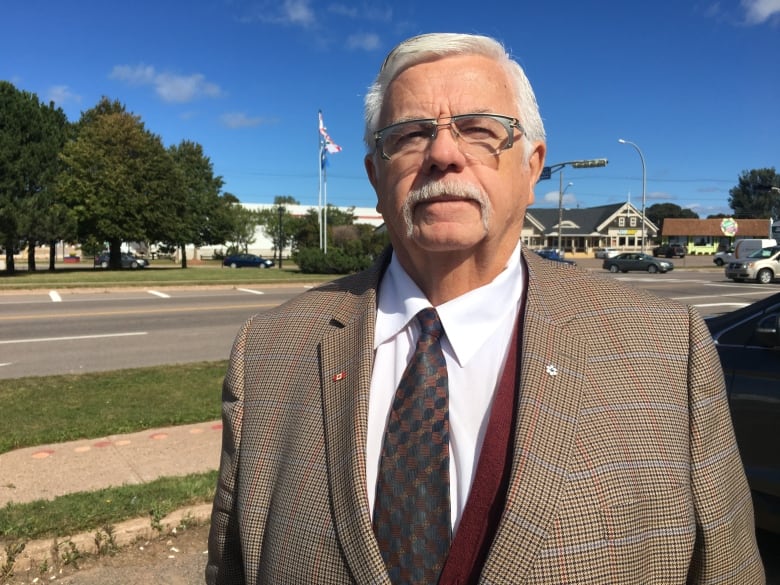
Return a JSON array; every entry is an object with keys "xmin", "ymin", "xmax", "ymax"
[{"xmin": 206, "ymin": 247, "xmax": 764, "ymax": 584}]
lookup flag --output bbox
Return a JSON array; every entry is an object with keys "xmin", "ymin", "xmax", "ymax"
[{"xmin": 318, "ymin": 110, "xmax": 342, "ymax": 155}]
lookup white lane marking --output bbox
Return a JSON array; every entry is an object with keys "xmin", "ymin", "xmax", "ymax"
[
  {"xmin": 237, "ymin": 288, "xmax": 265, "ymax": 295},
  {"xmin": 49, "ymin": 290, "xmax": 62, "ymax": 302},
  {"xmin": 148, "ymin": 290, "xmax": 170, "ymax": 298},
  {"xmin": 0, "ymin": 362, "xmax": 11, "ymax": 368},
  {"xmin": 0, "ymin": 332, "xmax": 148, "ymax": 345}
]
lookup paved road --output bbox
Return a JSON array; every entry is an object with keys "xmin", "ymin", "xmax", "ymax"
[{"xmin": 0, "ymin": 285, "xmax": 311, "ymax": 379}]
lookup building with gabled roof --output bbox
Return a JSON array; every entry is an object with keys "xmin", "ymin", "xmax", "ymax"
[
  {"xmin": 660, "ymin": 217, "xmax": 774, "ymax": 254},
  {"xmin": 523, "ymin": 202, "xmax": 658, "ymax": 254}
]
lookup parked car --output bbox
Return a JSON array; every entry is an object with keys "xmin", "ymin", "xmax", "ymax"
[
  {"xmin": 706, "ymin": 292, "xmax": 780, "ymax": 534},
  {"xmin": 93, "ymin": 252, "xmax": 148, "ymax": 269},
  {"xmin": 713, "ymin": 247, "xmax": 735, "ymax": 267},
  {"xmin": 594, "ymin": 247, "xmax": 619, "ymax": 259},
  {"xmin": 534, "ymin": 248, "xmax": 576, "ymax": 266},
  {"xmin": 652, "ymin": 244, "xmax": 686, "ymax": 258},
  {"xmin": 602, "ymin": 253, "xmax": 674, "ymax": 274},
  {"xmin": 724, "ymin": 246, "xmax": 780, "ymax": 284},
  {"xmin": 222, "ymin": 253, "xmax": 274, "ymax": 269}
]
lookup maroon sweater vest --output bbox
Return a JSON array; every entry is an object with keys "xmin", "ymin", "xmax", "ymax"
[{"xmin": 438, "ymin": 318, "xmax": 521, "ymax": 585}]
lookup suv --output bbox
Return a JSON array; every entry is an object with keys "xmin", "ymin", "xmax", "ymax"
[
  {"xmin": 713, "ymin": 247, "xmax": 735, "ymax": 267},
  {"xmin": 93, "ymin": 252, "xmax": 148, "ymax": 269},
  {"xmin": 652, "ymin": 244, "xmax": 686, "ymax": 258},
  {"xmin": 725, "ymin": 246, "xmax": 780, "ymax": 284}
]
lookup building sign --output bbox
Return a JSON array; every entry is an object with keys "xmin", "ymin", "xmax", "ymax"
[{"xmin": 720, "ymin": 217, "xmax": 738, "ymax": 237}]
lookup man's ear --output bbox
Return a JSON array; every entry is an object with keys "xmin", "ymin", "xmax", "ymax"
[
  {"xmin": 365, "ymin": 154, "xmax": 378, "ymax": 190},
  {"xmin": 365, "ymin": 154, "xmax": 382, "ymax": 212},
  {"xmin": 527, "ymin": 141, "xmax": 546, "ymax": 186}
]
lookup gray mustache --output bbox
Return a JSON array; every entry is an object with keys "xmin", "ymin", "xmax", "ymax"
[{"xmin": 402, "ymin": 181, "xmax": 491, "ymax": 237}]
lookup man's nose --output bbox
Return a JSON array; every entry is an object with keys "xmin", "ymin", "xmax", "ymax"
[{"xmin": 424, "ymin": 124, "xmax": 466, "ymax": 171}]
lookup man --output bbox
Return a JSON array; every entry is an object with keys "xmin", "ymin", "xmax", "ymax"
[{"xmin": 207, "ymin": 33, "xmax": 764, "ymax": 584}]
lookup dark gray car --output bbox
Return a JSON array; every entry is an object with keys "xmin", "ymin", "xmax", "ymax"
[
  {"xmin": 602, "ymin": 253, "xmax": 674, "ymax": 274},
  {"xmin": 707, "ymin": 292, "xmax": 780, "ymax": 534}
]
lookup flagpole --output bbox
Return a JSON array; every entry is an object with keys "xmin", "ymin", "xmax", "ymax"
[
  {"xmin": 317, "ymin": 109, "xmax": 341, "ymax": 254},
  {"xmin": 323, "ymin": 158, "xmax": 328, "ymax": 254},
  {"xmin": 318, "ymin": 141, "xmax": 324, "ymax": 250}
]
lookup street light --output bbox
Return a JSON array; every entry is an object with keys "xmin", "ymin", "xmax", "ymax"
[
  {"xmin": 539, "ymin": 158, "xmax": 608, "ymax": 255},
  {"xmin": 557, "ymin": 181, "xmax": 574, "ymax": 254},
  {"xmin": 618, "ymin": 139, "xmax": 647, "ymax": 252}
]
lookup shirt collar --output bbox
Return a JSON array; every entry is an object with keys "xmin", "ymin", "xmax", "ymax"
[{"xmin": 375, "ymin": 242, "xmax": 525, "ymax": 366}]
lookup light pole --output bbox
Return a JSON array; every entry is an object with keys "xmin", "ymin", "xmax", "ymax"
[
  {"xmin": 618, "ymin": 139, "xmax": 647, "ymax": 252},
  {"xmin": 557, "ymin": 180, "xmax": 574, "ymax": 254},
  {"xmin": 540, "ymin": 158, "xmax": 608, "ymax": 254}
]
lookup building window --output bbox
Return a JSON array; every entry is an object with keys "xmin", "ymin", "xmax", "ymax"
[
  {"xmin": 630, "ymin": 217, "xmax": 637, "ymax": 227},
  {"xmin": 618, "ymin": 217, "xmax": 625, "ymax": 227}
]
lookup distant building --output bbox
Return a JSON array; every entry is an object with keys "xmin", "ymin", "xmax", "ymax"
[
  {"xmin": 522, "ymin": 202, "xmax": 657, "ymax": 254},
  {"xmin": 661, "ymin": 218, "xmax": 774, "ymax": 254},
  {"xmin": 194, "ymin": 203, "xmax": 383, "ymax": 259}
]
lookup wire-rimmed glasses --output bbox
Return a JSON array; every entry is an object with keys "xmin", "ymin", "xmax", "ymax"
[{"xmin": 373, "ymin": 113, "xmax": 524, "ymax": 162}]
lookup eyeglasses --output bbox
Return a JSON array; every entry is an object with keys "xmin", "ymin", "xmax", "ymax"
[{"xmin": 373, "ymin": 113, "xmax": 524, "ymax": 161}]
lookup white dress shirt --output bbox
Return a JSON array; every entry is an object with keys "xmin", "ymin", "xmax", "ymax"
[{"xmin": 367, "ymin": 242, "xmax": 525, "ymax": 533}]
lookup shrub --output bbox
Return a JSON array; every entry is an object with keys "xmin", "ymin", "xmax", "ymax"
[{"xmin": 295, "ymin": 247, "xmax": 373, "ymax": 274}]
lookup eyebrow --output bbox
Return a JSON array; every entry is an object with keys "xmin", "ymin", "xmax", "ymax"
[{"xmin": 384, "ymin": 110, "xmax": 496, "ymax": 126}]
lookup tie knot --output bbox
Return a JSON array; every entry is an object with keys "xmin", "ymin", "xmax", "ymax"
[{"xmin": 416, "ymin": 307, "xmax": 443, "ymax": 341}]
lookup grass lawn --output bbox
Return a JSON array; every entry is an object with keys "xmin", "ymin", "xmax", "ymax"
[
  {"xmin": 0, "ymin": 362, "xmax": 226, "ymax": 546},
  {"xmin": 0, "ymin": 261, "xmax": 332, "ymax": 291}
]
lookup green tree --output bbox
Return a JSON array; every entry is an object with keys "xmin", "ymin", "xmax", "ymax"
[
  {"xmin": 57, "ymin": 98, "xmax": 178, "ymax": 268},
  {"xmin": 0, "ymin": 82, "xmax": 69, "ymax": 274},
  {"xmin": 728, "ymin": 168, "xmax": 780, "ymax": 219},
  {"xmin": 255, "ymin": 196, "xmax": 300, "ymax": 266},
  {"xmin": 646, "ymin": 202, "xmax": 699, "ymax": 235},
  {"xmin": 289, "ymin": 205, "xmax": 357, "ymax": 251},
  {"xmin": 226, "ymin": 204, "xmax": 260, "ymax": 254},
  {"xmin": 166, "ymin": 140, "xmax": 225, "ymax": 268}
]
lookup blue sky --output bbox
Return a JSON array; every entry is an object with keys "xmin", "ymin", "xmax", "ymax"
[{"xmin": 3, "ymin": 0, "xmax": 779, "ymax": 217}]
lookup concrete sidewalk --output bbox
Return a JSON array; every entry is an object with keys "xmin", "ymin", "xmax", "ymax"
[
  {"xmin": 0, "ymin": 421, "xmax": 222, "ymax": 581},
  {"xmin": 0, "ymin": 420, "xmax": 222, "ymax": 507}
]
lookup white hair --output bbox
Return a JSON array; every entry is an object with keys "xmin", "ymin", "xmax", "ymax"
[{"xmin": 363, "ymin": 33, "xmax": 546, "ymax": 163}]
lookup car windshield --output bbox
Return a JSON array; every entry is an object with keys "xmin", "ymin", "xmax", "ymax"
[{"xmin": 748, "ymin": 246, "xmax": 780, "ymax": 259}]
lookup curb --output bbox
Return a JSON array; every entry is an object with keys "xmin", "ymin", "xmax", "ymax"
[{"xmin": 0, "ymin": 503, "xmax": 212, "ymax": 575}]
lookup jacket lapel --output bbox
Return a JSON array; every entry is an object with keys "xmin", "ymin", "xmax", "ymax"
[
  {"xmin": 320, "ymin": 266, "xmax": 391, "ymax": 584},
  {"xmin": 480, "ymin": 252, "xmax": 588, "ymax": 582}
]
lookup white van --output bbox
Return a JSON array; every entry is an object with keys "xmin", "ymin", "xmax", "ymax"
[{"xmin": 734, "ymin": 239, "xmax": 777, "ymax": 259}]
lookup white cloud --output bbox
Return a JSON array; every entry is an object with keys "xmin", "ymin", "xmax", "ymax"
[
  {"xmin": 741, "ymin": 0, "xmax": 780, "ymax": 24},
  {"xmin": 109, "ymin": 65, "xmax": 223, "ymax": 103},
  {"xmin": 347, "ymin": 32, "xmax": 381, "ymax": 51},
  {"xmin": 220, "ymin": 112, "xmax": 268, "ymax": 128},
  {"xmin": 45, "ymin": 85, "xmax": 81, "ymax": 107},
  {"xmin": 542, "ymin": 190, "xmax": 576, "ymax": 206},
  {"xmin": 282, "ymin": 0, "xmax": 315, "ymax": 26}
]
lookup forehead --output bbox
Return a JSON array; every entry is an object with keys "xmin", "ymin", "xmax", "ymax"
[{"xmin": 381, "ymin": 54, "xmax": 516, "ymax": 122}]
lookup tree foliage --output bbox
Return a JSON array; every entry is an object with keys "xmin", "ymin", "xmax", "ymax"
[
  {"xmin": 165, "ymin": 140, "xmax": 226, "ymax": 267},
  {"xmin": 57, "ymin": 98, "xmax": 178, "ymax": 268},
  {"xmin": 728, "ymin": 168, "xmax": 779, "ymax": 219},
  {"xmin": 646, "ymin": 202, "xmax": 699, "ymax": 234},
  {"xmin": 0, "ymin": 81, "xmax": 70, "ymax": 274}
]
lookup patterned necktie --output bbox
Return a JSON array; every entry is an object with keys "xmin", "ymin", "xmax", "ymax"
[{"xmin": 373, "ymin": 307, "xmax": 451, "ymax": 584}]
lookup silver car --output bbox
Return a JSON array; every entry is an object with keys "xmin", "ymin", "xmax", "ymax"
[{"xmin": 725, "ymin": 246, "xmax": 780, "ymax": 284}]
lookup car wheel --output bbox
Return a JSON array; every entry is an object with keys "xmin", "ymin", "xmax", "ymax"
[
  {"xmin": 647, "ymin": 264, "xmax": 658, "ymax": 273},
  {"xmin": 714, "ymin": 258, "xmax": 724, "ymax": 266},
  {"xmin": 608, "ymin": 265, "xmax": 619, "ymax": 273},
  {"xmin": 230, "ymin": 262, "xmax": 238, "ymax": 269},
  {"xmin": 757, "ymin": 268, "xmax": 773, "ymax": 284},
  {"xmin": 100, "ymin": 261, "xmax": 109, "ymax": 269},
  {"xmin": 130, "ymin": 261, "xmax": 138, "ymax": 269}
]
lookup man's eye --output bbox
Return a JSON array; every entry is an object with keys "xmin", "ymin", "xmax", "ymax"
[
  {"xmin": 390, "ymin": 125, "xmax": 431, "ymax": 147},
  {"xmin": 458, "ymin": 120, "xmax": 501, "ymax": 140}
]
